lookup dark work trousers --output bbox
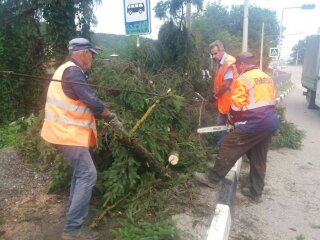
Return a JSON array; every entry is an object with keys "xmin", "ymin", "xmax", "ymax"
[
  {"xmin": 209, "ymin": 129, "xmax": 274, "ymax": 195},
  {"xmin": 216, "ymin": 112, "xmax": 228, "ymax": 149}
]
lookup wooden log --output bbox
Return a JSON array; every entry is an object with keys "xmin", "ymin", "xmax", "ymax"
[
  {"xmin": 168, "ymin": 150, "xmax": 179, "ymax": 165},
  {"xmin": 105, "ymin": 123, "xmax": 172, "ymax": 180},
  {"xmin": 115, "ymin": 134, "xmax": 172, "ymax": 180}
]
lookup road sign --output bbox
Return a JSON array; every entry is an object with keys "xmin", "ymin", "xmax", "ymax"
[
  {"xmin": 269, "ymin": 48, "xmax": 279, "ymax": 58},
  {"xmin": 124, "ymin": 0, "xmax": 151, "ymax": 35}
]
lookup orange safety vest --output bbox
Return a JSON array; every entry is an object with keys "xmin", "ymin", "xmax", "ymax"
[
  {"xmin": 213, "ymin": 54, "xmax": 237, "ymax": 114},
  {"xmin": 231, "ymin": 68, "xmax": 276, "ymax": 111},
  {"xmin": 41, "ymin": 61, "xmax": 98, "ymax": 147}
]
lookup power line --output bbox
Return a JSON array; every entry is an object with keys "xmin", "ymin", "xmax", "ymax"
[{"xmin": 0, "ymin": 71, "xmax": 163, "ymax": 97}]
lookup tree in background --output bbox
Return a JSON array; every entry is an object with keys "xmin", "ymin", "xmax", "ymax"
[
  {"xmin": 154, "ymin": 0, "xmax": 203, "ymax": 29},
  {"xmin": 192, "ymin": 3, "xmax": 279, "ymax": 70},
  {"xmin": 290, "ymin": 37, "xmax": 309, "ymax": 65},
  {"xmin": 0, "ymin": 0, "xmax": 101, "ymax": 123},
  {"xmin": 0, "ymin": 0, "xmax": 45, "ymax": 122},
  {"xmin": 229, "ymin": 5, "xmax": 279, "ymax": 69},
  {"xmin": 42, "ymin": 1, "xmax": 77, "ymax": 64},
  {"xmin": 191, "ymin": 3, "xmax": 241, "ymax": 73},
  {"xmin": 154, "ymin": 0, "xmax": 204, "ymax": 80},
  {"xmin": 43, "ymin": 0, "xmax": 101, "ymax": 65}
]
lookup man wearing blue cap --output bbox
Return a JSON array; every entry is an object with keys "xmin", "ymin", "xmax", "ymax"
[{"xmin": 41, "ymin": 38, "xmax": 122, "ymax": 239}]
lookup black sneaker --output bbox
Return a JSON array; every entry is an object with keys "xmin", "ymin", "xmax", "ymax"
[
  {"xmin": 241, "ymin": 187, "xmax": 262, "ymax": 203},
  {"xmin": 193, "ymin": 172, "xmax": 220, "ymax": 188},
  {"xmin": 62, "ymin": 226, "xmax": 100, "ymax": 240}
]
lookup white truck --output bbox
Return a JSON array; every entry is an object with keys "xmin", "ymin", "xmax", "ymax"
[{"xmin": 301, "ymin": 35, "xmax": 320, "ymax": 108}]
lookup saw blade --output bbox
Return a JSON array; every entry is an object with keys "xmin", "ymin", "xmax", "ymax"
[{"xmin": 197, "ymin": 125, "xmax": 230, "ymax": 134}]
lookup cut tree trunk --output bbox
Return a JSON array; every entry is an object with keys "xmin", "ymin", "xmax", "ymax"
[{"xmin": 105, "ymin": 123, "xmax": 173, "ymax": 180}]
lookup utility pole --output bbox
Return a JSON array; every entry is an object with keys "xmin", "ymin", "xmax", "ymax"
[
  {"xmin": 259, "ymin": 22, "xmax": 264, "ymax": 70},
  {"xmin": 242, "ymin": 0, "xmax": 249, "ymax": 52},
  {"xmin": 186, "ymin": 3, "xmax": 191, "ymax": 31}
]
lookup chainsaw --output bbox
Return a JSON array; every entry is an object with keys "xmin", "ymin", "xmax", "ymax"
[{"xmin": 197, "ymin": 125, "xmax": 233, "ymax": 134}]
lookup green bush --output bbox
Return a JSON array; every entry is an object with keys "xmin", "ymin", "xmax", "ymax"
[
  {"xmin": 46, "ymin": 156, "xmax": 71, "ymax": 193},
  {"xmin": 271, "ymin": 106, "xmax": 305, "ymax": 149}
]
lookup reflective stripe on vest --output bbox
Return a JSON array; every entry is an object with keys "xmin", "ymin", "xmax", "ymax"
[
  {"xmin": 46, "ymin": 97, "xmax": 92, "ymax": 114},
  {"xmin": 231, "ymin": 74, "xmax": 276, "ymax": 111},
  {"xmin": 45, "ymin": 112, "xmax": 96, "ymax": 129}
]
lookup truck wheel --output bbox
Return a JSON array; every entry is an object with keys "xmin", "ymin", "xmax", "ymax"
[{"xmin": 306, "ymin": 90, "xmax": 316, "ymax": 109}]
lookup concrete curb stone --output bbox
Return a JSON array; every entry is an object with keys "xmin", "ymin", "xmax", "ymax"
[
  {"xmin": 206, "ymin": 159, "xmax": 241, "ymax": 240},
  {"xmin": 276, "ymin": 85, "xmax": 295, "ymax": 103}
]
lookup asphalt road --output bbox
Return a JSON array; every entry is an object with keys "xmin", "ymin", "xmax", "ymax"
[{"xmin": 230, "ymin": 65, "xmax": 320, "ymax": 240}]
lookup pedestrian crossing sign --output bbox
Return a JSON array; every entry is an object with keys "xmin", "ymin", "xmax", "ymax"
[{"xmin": 269, "ymin": 48, "xmax": 279, "ymax": 58}]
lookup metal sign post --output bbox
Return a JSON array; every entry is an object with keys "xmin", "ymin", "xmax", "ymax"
[{"xmin": 123, "ymin": 0, "xmax": 151, "ymax": 35}]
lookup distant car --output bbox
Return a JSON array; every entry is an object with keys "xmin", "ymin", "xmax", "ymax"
[{"xmin": 127, "ymin": 3, "xmax": 145, "ymax": 15}]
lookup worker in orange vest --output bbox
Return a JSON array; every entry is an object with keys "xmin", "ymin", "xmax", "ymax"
[
  {"xmin": 41, "ymin": 38, "xmax": 122, "ymax": 240},
  {"xmin": 194, "ymin": 52, "xmax": 280, "ymax": 202},
  {"xmin": 208, "ymin": 40, "xmax": 237, "ymax": 152}
]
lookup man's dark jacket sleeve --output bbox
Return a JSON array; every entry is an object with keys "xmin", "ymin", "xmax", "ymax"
[{"xmin": 61, "ymin": 65, "xmax": 105, "ymax": 116}]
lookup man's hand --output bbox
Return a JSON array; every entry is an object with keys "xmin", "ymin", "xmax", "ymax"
[
  {"xmin": 104, "ymin": 112, "xmax": 124, "ymax": 129},
  {"xmin": 207, "ymin": 93, "xmax": 218, "ymax": 103}
]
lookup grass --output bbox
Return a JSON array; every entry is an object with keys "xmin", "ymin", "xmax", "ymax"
[
  {"xmin": 277, "ymin": 80, "xmax": 293, "ymax": 95},
  {"xmin": 310, "ymin": 224, "xmax": 320, "ymax": 229},
  {"xmin": 191, "ymin": 206, "xmax": 210, "ymax": 218},
  {"xmin": 271, "ymin": 106, "xmax": 305, "ymax": 150},
  {"xmin": 0, "ymin": 115, "xmax": 36, "ymax": 149},
  {"xmin": 296, "ymin": 234, "xmax": 305, "ymax": 240},
  {"xmin": 0, "ymin": 215, "xmax": 4, "ymax": 225},
  {"xmin": 111, "ymin": 219, "xmax": 180, "ymax": 240},
  {"xmin": 0, "ymin": 123, "xmax": 21, "ymax": 148},
  {"xmin": 271, "ymin": 121, "xmax": 305, "ymax": 149},
  {"xmin": 19, "ymin": 215, "xmax": 43, "ymax": 223}
]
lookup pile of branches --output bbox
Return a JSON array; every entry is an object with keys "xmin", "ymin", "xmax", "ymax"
[{"xmin": 17, "ymin": 59, "xmax": 214, "ymax": 229}]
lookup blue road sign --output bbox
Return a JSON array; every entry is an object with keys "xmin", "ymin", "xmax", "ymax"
[
  {"xmin": 124, "ymin": 0, "xmax": 151, "ymax": 35},
  {"xmin": 269, "ymin": 48, "xmax": 279, "ymax": 58}
]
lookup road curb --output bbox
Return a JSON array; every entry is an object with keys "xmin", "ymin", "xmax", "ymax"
[
  {"xmin": 276, "ymin": 85, "xmax": 294, "ymax": 103},
  {"xmin": 206, "ymin": 158, "xmax": 242, "ymax": 240}
]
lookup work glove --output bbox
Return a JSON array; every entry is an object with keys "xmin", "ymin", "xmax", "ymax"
[
  {"xmin": 207, "ymin": 93, "xmax": 218, "ymax": 104},
  {"xmin": 104, "ymin": 112, "xmax": 124, "ymax": 129}
]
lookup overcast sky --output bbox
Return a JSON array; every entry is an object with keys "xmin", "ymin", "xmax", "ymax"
[{"xmin": 93, "ymin": 0, "xmax": 320, "ymax": 58}]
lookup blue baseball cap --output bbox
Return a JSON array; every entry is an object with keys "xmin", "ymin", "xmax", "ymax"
[{"xmin": 68, "ymin": 38, "xmax": 98, "ymax": 54}]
